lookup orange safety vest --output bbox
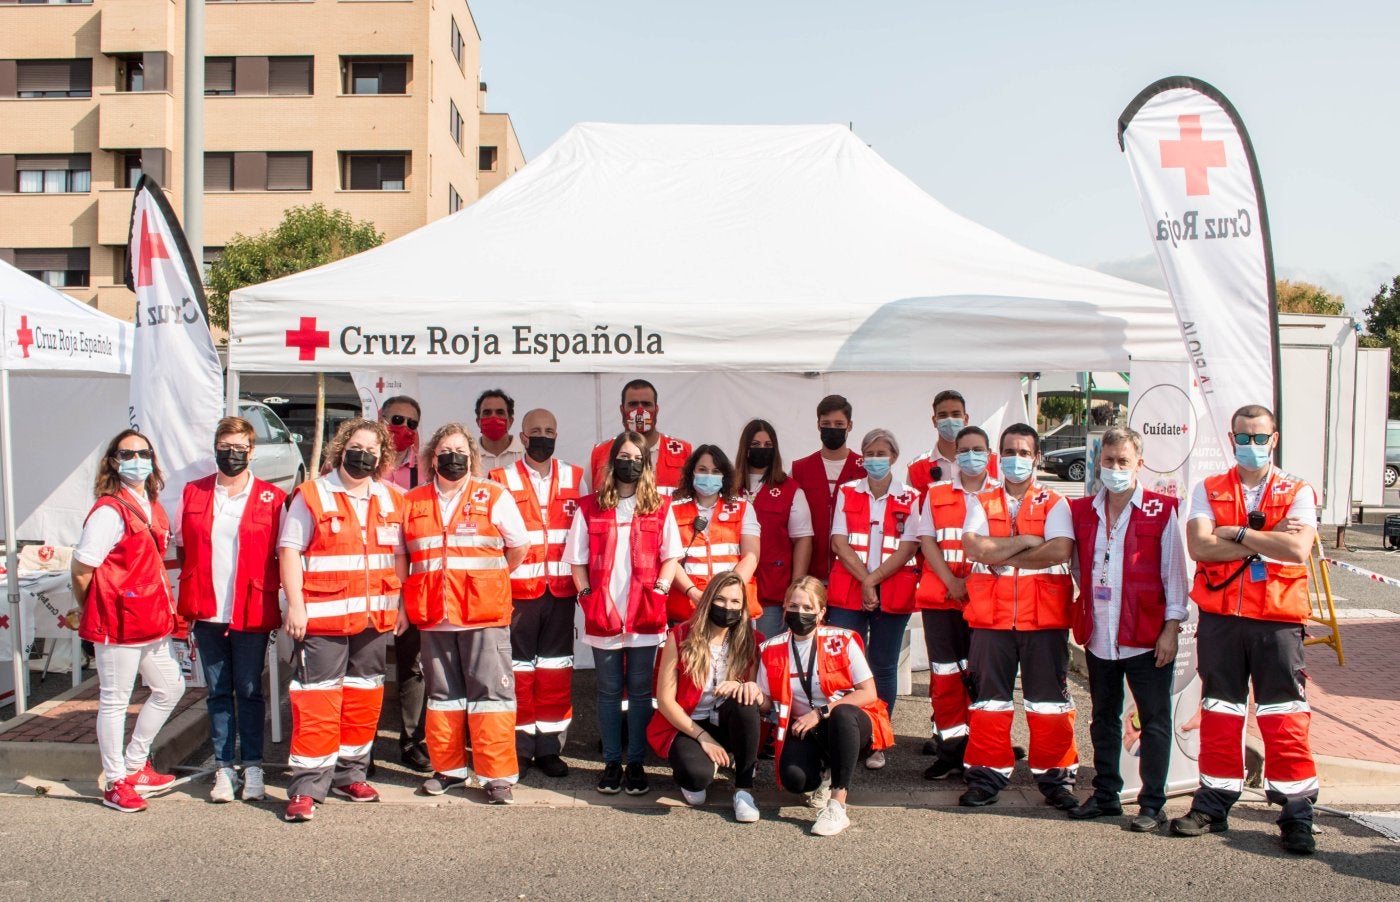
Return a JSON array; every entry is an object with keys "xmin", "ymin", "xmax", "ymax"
[
  {"xmin": 1191, "ymin": 468, "xmax": 1311, "ymax": 623},
  {"xmin": 962, "ymin": 483, "xmax": 1073, "ymax": 631},
  {"xmin": 590, "ymin": 433, "xmax": 691, "ymax": 494},
  {"xmin": 827, "ymin": 482, "xmax": 919, "ymax": 614},
  {"xmin": 402, "ymin": 478, "xmax": 513, "ymax": 629},
  {"xmin": 667, "ymin": 497, "xmax": 760, "ymax": 621},
  {"xmin": 489, "ymin": 459, "xmax": 583, "ymax": 599},
  {"xmin": 760, "ymin": 627, "xmax": 893, "ymax": 782},
  {"xmin": 296, "ymin": 477, "xmax": 403, "ymax": 636},
  {"xmin": 908, "ymin": 451, "xmax": 1000, "ymax": 504},
  {"xmin": 916, "ymin": 481, "xmax": 975, "ymax": 611}
]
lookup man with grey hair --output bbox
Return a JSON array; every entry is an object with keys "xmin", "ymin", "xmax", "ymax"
[{"xmin": 1065, "ymin": 426, "xmax": 1189, "ymax": 832}]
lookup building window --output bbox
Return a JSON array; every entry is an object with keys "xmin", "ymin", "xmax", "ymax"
[
  {"xmin": 266, "ymin": 152, "xmax": 311, "ymax": 190},
  {"xmin": 449, "ymin": 101, "xmax": 463, "ymax": 149},
  {"xmin": 113, "ymin": 246, "xmax": 129, "ymax": 286},
  {"xmin": 479, "ymin": 146, "xmax": 497, "ymax": 172},
  {"xmin": 344, "ymin": 58, "xmax": 408, "ymax": 95},
  {"xmin": 116, "ymin": 55, "xmax": 143, "ymax": 92},
  {"xmin": 15, "ymin": 59, "xmax": 91, "ymax": 98},
  {"xmin": 268, "ymin": 57, "xmax": 313, "ymax": 95},
  {"xmin": 14, "ymin": 248, "xmax": 89, "ymax": 288},
  {"xmin": 205, "ymin": 57, "xmax": 235, "ymax": 96},
  {"xmin": 204, "ymin": 153, "xmax": 234, "ymax": 191},
  {"xmin": 3, "ymin": 1, "xmax": 94, "ymax": 5},
  {"xmin": 14, "ymin": 154, "xmax": 90, "ymax": 193},
  {"xmin": 204, "ymin": 152, "xmax": 310, "ymax": 191},
  {"xmin": 201, "ymin": 247, "xmax": 223, "ymax": 284},
  {"xmin": 448, "ymin": 185, "xmax": 462, "ymax": 214},
  {"xmin": 343, "ymin": 153, "xmax": 407, "ymax": 191},
  {"xmin": 205, "ymin": 56, "xmax": 311, "ymax": 96},
  {"xmin": 450, "ymin": 18, "xmax": 464, "ymax": 67},
  {"xmin": 117, "ymin": 151, "xmax": 143, "ymax": 189}
]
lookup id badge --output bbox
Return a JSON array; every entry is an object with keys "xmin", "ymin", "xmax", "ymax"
[
  {"xmin": 455, "ymin": 522, "xmax": 478, "ymax": 536},
  {"xmin": 1249, "ymin": 560, "xmax": 1267, "ymax": 582},
  {"xmin": 376, "ymin": 524, "xmax": 401, "ymax": 546},
  {"xmin": 1092, "ymin": 586, "xmax": 1113, "ymax": 603}
]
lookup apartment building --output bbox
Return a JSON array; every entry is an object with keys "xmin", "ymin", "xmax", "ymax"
[{"xmin": 0, "ymin": 0, "xmax": 525, "ymax": 319}]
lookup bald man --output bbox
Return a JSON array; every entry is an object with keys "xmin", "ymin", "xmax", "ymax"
[{"xmin": 488, "ymin": 409, "xmax": 586, "ymax": 778}]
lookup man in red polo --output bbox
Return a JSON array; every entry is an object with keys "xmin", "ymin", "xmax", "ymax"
[{"xmin": 790, "ymin": 394, "xmax": 866, "ymax": 583}]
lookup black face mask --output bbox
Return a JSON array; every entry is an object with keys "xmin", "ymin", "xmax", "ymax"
[
  {"xmin": 436, "ymin": 451, "xmax": 470, "ymax": 481},
  {"xmin": 342, "ymin": 449, "xmax": 379, "ymax": 479},
  {"xmin": 746, "ymin": 447, "xmax": 774, "ymax": 470},
  {"xmin": 708, "ymin": 605, "xmax": 744, "ymax": 630},
  {"xmin": 819, "ymin": 427, "xmax": 847, "ymax": 451},
  {"xmin": 613, "ymin": 458, "xmax": 644, "ymax": 485},
  {"xmin": 785, "ymin": 610, "xmax": 819, "ymax": 636},
  {"xmin": 526, "ymin": 436, "xmax": 556, "ymax": 463},
  {"xmin": 215, "ymin": 448, "xmax": 248, "ymax": 478}
]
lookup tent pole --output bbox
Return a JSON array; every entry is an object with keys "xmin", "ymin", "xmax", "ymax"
[
  {"xmin": 225, "ymin": 366, "xmax": 240, "ymax": 416},
  {"xmin": 1027, "ymin": 373, "xmax": 1040, "ymax": 429},
  {"xmin": 3, "ymin": 369, "xmax": 27, "ymax": 714}
]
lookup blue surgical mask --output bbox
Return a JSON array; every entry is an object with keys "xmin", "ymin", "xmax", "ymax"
[
  {"xmin": 1001, "ymin": 456, "xmax": 1034, "ymax": 483},
  {"xmin": 956, "ymin": 450, "xmax": 988, "ymax": 477},
  {"xmin": 1234, "ymin": 443, "xmax": 1271, "ymax": 471},
  {"xmin": 692, "ymin": 473, "xmax": 725, "ymax": 497},
  {"xmin": 936, "ymin": 418, "xmax": 965, "ymax": 443},
  {"xmin": 118, "ymin": 458, "xmax": 153, "ymax": 484},
  {"xmin": 863, "ymin": 457, "xmax": 892, "ymax": 480},
  {"xmin": 1100, "ymin": 467, "xmax": 1134, "ymax": 494}
]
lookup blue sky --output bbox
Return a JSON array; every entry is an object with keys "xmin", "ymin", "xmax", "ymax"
[{"xmin": 471, "ymin": 1, "xmax": 1398, "ymax": 314}]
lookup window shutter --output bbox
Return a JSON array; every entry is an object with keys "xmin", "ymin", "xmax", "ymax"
[
  {"xmin": 206, "ymin": 58, "xmax": 235, "ymax": 94},
  {"xmin": 17, "ymin": 61, "xmax": 72, "ymax": 94},
  {"xmin": 268, "ymin": 57, "xmax": 312, "ymax": 95},
  {"xmin": 348, "ymin": 155, "xmax": 377, "ymax": 190},
  {"xmin": 204, "ymin": 153, "xmax": 233, "ymax": 191},
  {"xmin": 69, "ymin": 58, "xmax": 91, "ymax": 94},
  {"xmin": 381, "ymin": 61, "xmax": 407, "ymax": 94},
  {"xmin": 15, "ymin": 155, "xmax": 72, "ymax": 171},
  {"xmin": 14, "ymin": 249, "xmax": 69, "ymax": 272},
  {"xmin": 266, "ymin": 152, "xmax": 310, "ymax": 190}
]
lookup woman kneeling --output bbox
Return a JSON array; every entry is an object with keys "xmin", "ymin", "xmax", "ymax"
[
  {"xmin": 649, "ymin": 571, "xmax": 763, "ymax": 823},
  {"xmin": 758, "ymin": 576, "xmax": 893, "ymax": 836}
]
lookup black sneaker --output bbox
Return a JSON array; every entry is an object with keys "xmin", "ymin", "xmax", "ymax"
[
  {"xmin": 921, "ymin": 737, "xmax": 939, "ymax": 756},
  {"xmin": 623, "ymin": 762, "xmax": 650, "ymax": 796},
  {"xmin": 1044, "ymin": 788, "xmax": 1080, "ymax": 812},
  {"xmin": 959, "ymin": 787, "xmax": 1000, "ymax": 807},
  {"xmin": 596, "ymin": 762, "xmax": 623, "ymax": 795},
  {"xmin": 536, "ymin": 755, "xmax": 569, "ymax": 779},
  {"xmin": 923, "ymin": 759, "xmax": 965, "ymax": 781},
  {"xmin": 400, "ymin": 743, "xmax": 432, "ymax": 774},
  {"xmin": 1280, "ymin": 822, "xmax": 1317, "ymax": 855},
  {"xmin": 1170, "ymin": 809, "xmax": 1229, "ymax": 837},
  {"xmin": 1068, "ymin": 796, "xmax": 1123, "ymax": 820}
]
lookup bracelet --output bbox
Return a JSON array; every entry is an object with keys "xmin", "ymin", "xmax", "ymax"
[
  {"xmin": 1235, "ymin": 526, "xmax": 1248, "ymax": 543},
  {"xmin": 654, "ymin": 580, "xmax": 671, "ymax": 593}
]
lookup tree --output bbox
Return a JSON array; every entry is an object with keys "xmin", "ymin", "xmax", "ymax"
[
  {"xmin": 1275, "ymin": 279, "xmax": 1346, "ymax": 316},
  {"xmin": 1362, "ymin": 276, "xmax": 1400, "ymax": 417},
  {"xmin": 205, "ymin": 204, "xmax": 383, "ymax": 331}
]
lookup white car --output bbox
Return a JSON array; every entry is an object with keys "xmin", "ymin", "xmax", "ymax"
[{"xmin": 240, "ymin": 401, "xmax": 306, "ymax": 491}]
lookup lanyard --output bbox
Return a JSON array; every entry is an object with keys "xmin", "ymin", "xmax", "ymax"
[
  {"xmin": 1099, "ymin": 499, "xmax": 1132, "ymax": 586},
  {"xmin": 790, "ymin": 636, "xmax": 818, "ymax": 710},
  {"xmin": 1233, "ymin": 466, "xmax": 1276, "ymax": 517}
]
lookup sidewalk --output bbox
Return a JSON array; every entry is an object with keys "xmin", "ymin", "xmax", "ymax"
[{"xmin": 1301, "ymin": 618, "xmax": 1400, "ymax": 770}]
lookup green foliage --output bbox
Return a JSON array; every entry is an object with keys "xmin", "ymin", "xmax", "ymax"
[
  {"xmin": 1275, "ymin": 279, "xmax": 1346, "ymax": 316},
  {"xmin": 1361, "ymin": 276, "xmax": 1400, "ymax": 417},
  {"xmin": 1039, "ymin": 395, "xmax": 1079, "ymax": 427},
  {"xmin": 205, "ymin": 204, "xmax": 383, "ymax": 331}
]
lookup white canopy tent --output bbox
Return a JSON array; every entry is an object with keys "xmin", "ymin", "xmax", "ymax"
[{"xmin": 0, "ymin": 259, "xmax": 133, "ymax": 711}]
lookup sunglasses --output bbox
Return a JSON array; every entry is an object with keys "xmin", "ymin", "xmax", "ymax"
[
  {"xmin": 114, "ymin": 449, "xmax": 154, "ymax": 461},
  {"xmin": 387, "ymin": 414, "xmax": 419, "ymax": 430},
  {"xmin": 1232, "ymin": 433, "xmax": 1273, "ymax": 446}
]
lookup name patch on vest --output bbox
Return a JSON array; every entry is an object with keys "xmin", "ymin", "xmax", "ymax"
[
  {"xmin": 455, "ymin": 523, "xmax": 478, "ymax": 536},
  {"xmin": 377, "ymin": 525, "xmax": 401, "ymax": 546}
]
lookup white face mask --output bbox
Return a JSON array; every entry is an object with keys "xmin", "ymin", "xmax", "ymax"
[{"xmin": 1100, "ymin": 467, "xmax": 1134, "ymax": 494}]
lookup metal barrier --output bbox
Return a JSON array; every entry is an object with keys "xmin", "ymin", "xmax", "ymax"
[{"xmin": 1305, "ymin": 536, "xmax": 1344, "ymax": 666}]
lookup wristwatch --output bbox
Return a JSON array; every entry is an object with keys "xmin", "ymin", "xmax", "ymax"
[
  {"xmin": 578, "ymin": 587, "xmax": 593, "ymax": 598},
  {"xmin": 818, "ymin": 705, "xmax": 830, "ymax": 720}
]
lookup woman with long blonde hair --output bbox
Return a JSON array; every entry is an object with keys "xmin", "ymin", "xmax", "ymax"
[
  {"xmin": 563, "ymin": 430, "xmax": 683, "ymax": 796},
  {"xmin": 648, "ymin": 570, "xmax": 764, "ymax": 822}
]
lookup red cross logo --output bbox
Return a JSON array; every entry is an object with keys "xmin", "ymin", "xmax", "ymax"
[
  {"xmin": 1142, "ymin": 498, "xmax": 1164, "ymax": 517},
  {"xmin": 14, "ymin": 316, "xmax": 34, "ymax": 358},
  {"xmin": 0, "ymin": 614, "xmax": 8, "ymax": 630},
  {"xmin": 854, "ymin": 456, "xmax": 864, "ymax": 469},
  {"xmin": 768, "ymin": 486, "xmax": 782, "ymax": 498},
  {"xmin": 375, "ymin": 377, "xmax": 385, "ymax": 393},
  {"xmin": 56, "ymin": 615, "xmax": 68, "ymax": 630},
  {"xmin": 722, "ymin": 501, "xmax": 741, "ymax": 516},
  {"xmin": 472, "ymin": 488, "xmax": 491, "ymax": 504},
  {"xmin": 1032, "ymin": 491, "xmax": 1049, "ymax": 505},
  {"xmin": 134, "ymin": 210, "xmax": 170, "ymax": 289},
  {"xmin": 896, "ymin": 491, "xmax": 914, "ymax": 507},
  {"xmin": 1159, "ymin": 115, "xmax": 1226, "ymax": 197},
  {"xmin": 285, "ymin": 316, "xmax": 330, "ymax": 361},
  {"xmin": 562, "ymin": 499, "xmax": 578, "ymax": 518},
  {"xmin": 259, "ymin": 490, "xmax": 275, "ymax": 503},
  {"xmin": 1274, "ymin": 481, "xmax": 1294, "ymax": 495},
  {"xmin": 666, "ymin": 439, "xmax": 683, "ymax": 456},
  {"xmin": 822, "ymin": 636, "xmax": 843, "ymax": 658},
  {"xmin": 37, "ymin": 546, "xmax": 53, "ymax": 563}
]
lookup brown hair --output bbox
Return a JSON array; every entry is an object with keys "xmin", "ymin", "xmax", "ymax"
[
  {"xmin": 816, "ymin": 394, "xmax": 852, "ymax": 420},
  {"xmin": 1100, "ymin": 426, "xmax": 1143, "ymax": 457},
  {"xmin": 215, "ymin": 416, "xmax": 257, "ymax": 448},
  {"xmin": 1231, "ymin": 404, "xmax": 1277, "ymax": 433},
  {"xmin": 321, "ymin": 417, "xmax": 394, "ymax": 479},
  {"xmin": 680, "ymin": 571, "xmax": 757, "ymax": 687},
  {"xmin": 596, "ymin": 430, "xmax": 663, "ymax": 515},
  {"xmin": 676, "ymin": 444, "xmax": 738, "ymax": 502},
  {"xmin": 419, "ymin": 422, "xmax": 479, "ymax": 479},
  {"xmin": 731, "ymin": 418, "xmax": 787, "ymax": 495},
  {"xmin": 94, "ymin": 429, "xmax": 164, "ymax": 499},
  {"xmin": 784, "ymin": 575, "xmax": 828, "ymax": 611}
]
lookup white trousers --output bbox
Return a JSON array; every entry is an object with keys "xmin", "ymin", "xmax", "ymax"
[{"xmin": 93, "ymin": 638, "xmax": 186, "ymax": 784}]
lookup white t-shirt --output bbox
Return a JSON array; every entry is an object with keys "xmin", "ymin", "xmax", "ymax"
[
  {"xmin": 916, "ymin": 476, "xmax": 1000, "ymax": 538},
  {"xmin": 561, "ymin": 496, "xmax": 684, "ymax": 650},
  {"xmin": 1186, "ymin": 467, "xmax": 1318, "ymax": 528},
  {"xmin": 756, "ymin": 634, "xmax": 874, "ymax": 718},
  {"xmin": 421, "ymin": 478, "xmax": 530, "ymax": 632},
  {"xmin": 830, "ymin": 478, "xmax": 921, "ymax": 572},
  {"xmin": 961, "ymin": 486, "xmax": 1075, "ymax": 541},
  {"xmin": 744, "ymin": 474, "xmax": 815, "ymax": 538},
  {"xmin": 821, "ymin": 455, "xmax": 848, "ymax": 502},
  {"xmin": 479, "ymin": 435, "xmax": 527, "ymax": 478},
  {"xmin": 172, "ymin": 477, "xmax": 257, "ymax": 624},
  {"xmin": 687, "ymin": 496, "xmax": 761, "ymax": 538},
  {"xmin": 277, "ymin": 471, "xmax": 407, "ymax": 553},
  {"xmin": 689, "ymin": 638, "xmax": 730, "ymax": 724},
  {"xmin": 74, "ymin": 486, "xmax": 158, "ymax": 567}
]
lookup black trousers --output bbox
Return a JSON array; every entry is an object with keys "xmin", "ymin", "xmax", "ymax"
[
  {"xmin": 1086, "ymin": 649, "xmax": 1174, "ymax": 811},
  {"xmin": 667, "ymin": 697, "xmax": 762, "ymax": 791},
  {"xmin": 778, "ymin": 704, "xmax": 873, "ymax": 793},
  {"xmin": 392, "ymin": 624, "xmax": 426, "ymax": 749}
]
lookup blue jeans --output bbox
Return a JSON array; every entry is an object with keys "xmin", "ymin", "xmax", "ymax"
[
  {"xmin": 192, "ymin": 621, "xmax": 268, "ymax": 766},
  {"xmin": 754, "ymin": 605, "xmax": 785, "ymax": 642},
  {"xmin": 824, "ymin": 606, "xmax": 911, "ymax": 714},
  {"xmin": 593, "ymin": 644, "xmax": 657, "ymax": 765}
]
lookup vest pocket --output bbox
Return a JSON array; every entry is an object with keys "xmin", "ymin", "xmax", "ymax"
[{"xmin": 116, "ymin": 581, "xmax": 173, "ymax": 643}]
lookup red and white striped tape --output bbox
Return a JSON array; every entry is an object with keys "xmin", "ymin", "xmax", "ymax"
[{"xmin": 1322, "ymin": 558, "xmax": 1400, "ymax": 590}]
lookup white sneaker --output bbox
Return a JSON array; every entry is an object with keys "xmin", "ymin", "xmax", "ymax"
[
  {"xmin": 210, "ymin": 767, "xmax": 239, "ymax": 804},
  {"xmin": 733, "ymin": 790, "xmax": 760, "ymax": 823},
  {"xmin": 681, "ymin": 787, "xmax": 708, "ymax": 807},
  {"xmin": 805, "ymin": 771, "xmax": 832, "ymax": 809},
  {"xmin": 811, "ymin": 799, "xmax": 850, "ymax": 836},
  {"xmin": 864, "ymin": 750, "xmax": 887, "ymax": 770},
  {"xmin": 241, "ymin": 766, "xmax": 266, "ymax": 801}
]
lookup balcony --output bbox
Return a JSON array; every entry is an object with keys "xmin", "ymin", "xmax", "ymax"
[
  {"xmin": 0, "ymin": 191, "xmax": 97, "ymax": 246},
  {"xmin": 96, "ymin": 186, "xmax": 139, "ymax": 245},
  {"xmin": 99, "ymin": 0, "xmax": 176, "ymax": 55},
  {"xmin": 97, "ymin": 90, "xmax": 173, "ymax": 150}
]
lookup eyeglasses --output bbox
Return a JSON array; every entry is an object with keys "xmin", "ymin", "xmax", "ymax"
[
  {"xmin": 215, "ymin": 442, "xmax": 251, "ymax": 453},
  {"xmin": 114, "ymin": 449, "xmax": 153, "ymax": 461},
  {"xmin": 386, "ymin": 414, "xmax": 419, "ymax": 430},
  {"xmin": 1232, "ymin": 433, "xmax": 1273, "ymax": 446}
]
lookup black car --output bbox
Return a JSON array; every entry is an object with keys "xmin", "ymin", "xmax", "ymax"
[{"xmin": 1041, "ymin": 446, "xmax": 1086, "ymax": 482}]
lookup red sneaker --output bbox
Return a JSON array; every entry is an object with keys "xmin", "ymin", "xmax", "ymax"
[
  {"xmin": 102, "ymin": 778, "xmax": 148, "ymax": 814},
  {"xmin": 126, "ymin": 761, "xmax": 177, "ymax": 795},
  {"xmin": 284, "ymin": 794, "xmax": 315, "ymax": 822},
  {"xmin": 330, "ymin": 781, "xmax": 380, "ymax": 803}
]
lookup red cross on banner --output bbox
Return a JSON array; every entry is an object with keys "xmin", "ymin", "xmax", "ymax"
[
  {"xmin": 135, "ymin": 210, "xmax": 170, "ymax": 288},
  {"xmin": 286, "ymin": 316, "xmax": 331, "ymax": 361},
  {"xmin": 1159, "ymin": 114, "xmax": 1226, "ymax": 197},
  {"xmin": 14, "ymin": 315, "xmax": 33, "ymax": 358}
]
